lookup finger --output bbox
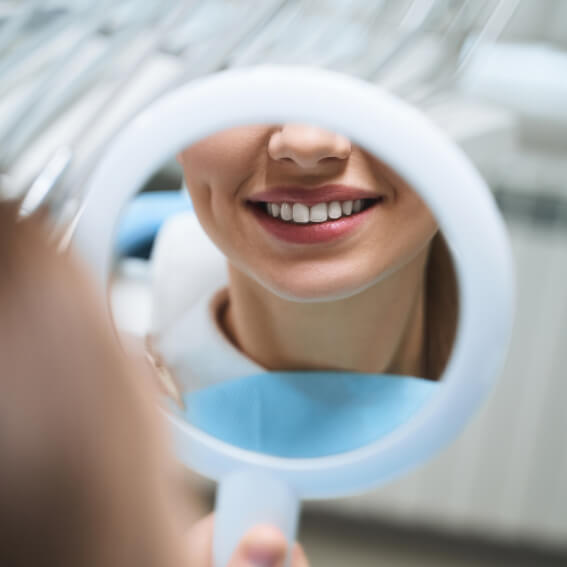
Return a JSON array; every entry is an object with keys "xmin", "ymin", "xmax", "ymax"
[
  {"xmin": 291, "ymin": 543, "xmax": 310, "ymax": 567},
  {"xmin": 185, "ymin": 513, "xmax": 215, "ymax": 566},
  {"xmin": 228, "ymin": 524, "xmax": 288, "ymax": 567},
  {"xmin": 185, "ymin": 515, "xmax": 301, "ymax": 567}
]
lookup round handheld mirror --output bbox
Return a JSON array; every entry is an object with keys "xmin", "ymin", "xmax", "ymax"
[{"xmin": 73, "ymin": 66, "xmax": 515, "ymax": 567}]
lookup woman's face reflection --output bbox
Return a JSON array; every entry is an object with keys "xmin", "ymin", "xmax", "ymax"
[{"xmin": 177, "ymin": 124, "xmax": 438, "ymax": 302}]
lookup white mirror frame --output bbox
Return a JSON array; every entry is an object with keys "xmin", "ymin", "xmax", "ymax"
[{"xmin": 74, "ymin": 65, "xmax": 515, "ymax": 499}]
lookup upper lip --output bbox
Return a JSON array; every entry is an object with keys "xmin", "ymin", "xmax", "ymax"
[{"xmin": 247, "ymin": 184, "xmax": 383, "ymax": 206}]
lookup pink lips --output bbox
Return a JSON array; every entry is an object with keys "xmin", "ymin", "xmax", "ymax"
[{"xmin": 247, "ymin": 184, "xmax": 383, "ymax": 245}]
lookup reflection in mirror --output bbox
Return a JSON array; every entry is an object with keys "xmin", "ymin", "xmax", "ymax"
[{"xmin": 112, "ymin": 124, "xmax": 458, "ymax": 459}]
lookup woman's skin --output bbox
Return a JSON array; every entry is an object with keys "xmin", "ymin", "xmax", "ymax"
[
  {"xmin": 178, "ymin": 124, "xmax": 439, "ymax": 377},
  {"xmin": 0, "ymin": 203, "xmax": 308, "ymax": 567}
]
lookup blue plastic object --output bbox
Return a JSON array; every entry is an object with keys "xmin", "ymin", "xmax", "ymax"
[{"xmin": 177, "ymin": 371, "xmax": 439, "ymax": 458}]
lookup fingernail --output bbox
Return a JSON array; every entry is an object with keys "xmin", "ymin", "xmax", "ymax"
[
  {"xmin": 246, "ymin": 549, "xmax": 282, "ymax": 567},
  {"xmin": 241, "ymin": 525, "xmax": 287, "ymax": 567}
]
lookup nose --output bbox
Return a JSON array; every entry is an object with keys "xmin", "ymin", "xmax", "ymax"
[{"xmin": 268, "ymin": 124, "xmax": 351, "ymax": 169}]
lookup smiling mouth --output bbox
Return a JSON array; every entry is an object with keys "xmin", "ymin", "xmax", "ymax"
[{"xmin": 249, "ymin": 197, "xmax": 384, "ymax": 224}]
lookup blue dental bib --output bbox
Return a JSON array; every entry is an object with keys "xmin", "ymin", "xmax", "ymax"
[{"xmin": 176, "ymin": 372, "xmax": 439, "ymax": 458}]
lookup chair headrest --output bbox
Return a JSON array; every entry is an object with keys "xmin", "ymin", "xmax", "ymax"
[{"xmin": 150, "ymin": 211, "xmax": 228, "ymax": 335}]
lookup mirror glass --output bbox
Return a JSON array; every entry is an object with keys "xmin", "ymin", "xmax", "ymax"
[{"xmin": 111, "ymin": 123, "xmax": 459, "ymax": 459}]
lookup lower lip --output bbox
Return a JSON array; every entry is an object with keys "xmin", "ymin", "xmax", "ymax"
[{"xmin": 249, "ymin": 204, "xmax": 376, "ymax": 245}]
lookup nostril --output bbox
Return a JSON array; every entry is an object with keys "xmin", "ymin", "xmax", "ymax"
[
  {"xmin": 267, "ymin": 126, "xmax": 352, "ymax": 167},
  {"xmin": 278, "ymin": 152, "xmax": 346, "ymax": 169}
]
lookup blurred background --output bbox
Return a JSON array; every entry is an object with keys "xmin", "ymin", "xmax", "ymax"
[{"xmin": 1, "ymin": 1, "xmax": 566, "ymax": 565}]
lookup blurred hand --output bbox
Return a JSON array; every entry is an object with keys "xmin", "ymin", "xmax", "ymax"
[
  {"xmin": 0, "ymin": 203, "xmax": 310, "ymax": 567},
  {"xmin": 186, "ymin": 514, "xmax": 309, "ymax": 567}
]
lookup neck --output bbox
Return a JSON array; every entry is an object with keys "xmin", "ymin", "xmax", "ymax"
[{"xmin": 221, "ymin": 250, "xmax": 429, "ymax": 377}]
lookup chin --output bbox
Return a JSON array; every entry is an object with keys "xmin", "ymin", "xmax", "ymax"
[{"xmin": 259, "ymin": 270, "xmax": 378, "ymax": 304}]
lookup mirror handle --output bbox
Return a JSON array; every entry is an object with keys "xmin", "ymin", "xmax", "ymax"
[{"xmin": 213, "ymin": 469, "xmax": 300, "ymax": 567}]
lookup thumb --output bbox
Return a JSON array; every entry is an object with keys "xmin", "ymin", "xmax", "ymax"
[
  {"xmin": 185, "ymin": 514, "xmax": 309, "ymax": 567},
  {"xmin": 228, "ymin": 525, "xmax": 310, "ymax": 567},
  {"xmin": 227, "ymin": 524, "xmax": 288, "ymax": 567}
]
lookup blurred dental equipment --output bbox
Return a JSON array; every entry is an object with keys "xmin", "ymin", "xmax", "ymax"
[{"xmin": 0, "ymin": 0, "xmax": 521, "ymax": 227}]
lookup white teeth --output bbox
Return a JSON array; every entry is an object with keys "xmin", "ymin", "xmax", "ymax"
[
  {"xmin": 280, "ymin": 202, "xmax": 292, "ymax": 221},
  {"xmin": 292, "ymin": 203, "xmax": 309, "ymax": 223},
  {"xmin": 328, "ymin": 201, "xmax": 342, "ymax": 219},
  {"xmin": 310, "ymin": 202, "xmax": 327, "ymax": 223},
  {"xmin": 263, "ymin": 198, "xmax": 369, "ymax": 224}
]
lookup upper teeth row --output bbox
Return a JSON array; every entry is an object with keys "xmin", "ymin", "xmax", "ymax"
[{"xmin": 267, "ymin": 200, "xmax": 363, "ymax": 223}]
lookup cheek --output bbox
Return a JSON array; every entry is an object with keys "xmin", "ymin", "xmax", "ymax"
[
  {"xmin": 396, "ymin": 191, "xmax": 439, "ymax": 253},
  {"xmin": 369, "ymin": 197, "xmax": 437, "ymax": 282},
  {"xmin": 362, "ymin": 152, "xmax": 439, "ymax": 267},
  {"xmin": 180, "ymin": 159, "xmax": 240, "ymax": 251},
  {"xmin": 179, "ymin": 127, "xmax": 270, "ymax": 246},
  {"xmin": 179, "ymin": 126, "xmax": 269, "ymax": 189}
]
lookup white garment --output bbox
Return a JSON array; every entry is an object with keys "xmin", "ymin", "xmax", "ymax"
[
  {"xmin": 150, "ymin": 211, "xmax": 264, "ymax": 391},
  {"xmin": 150, "ymin": 210, "xmax": 227, "ymax": 335}
]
